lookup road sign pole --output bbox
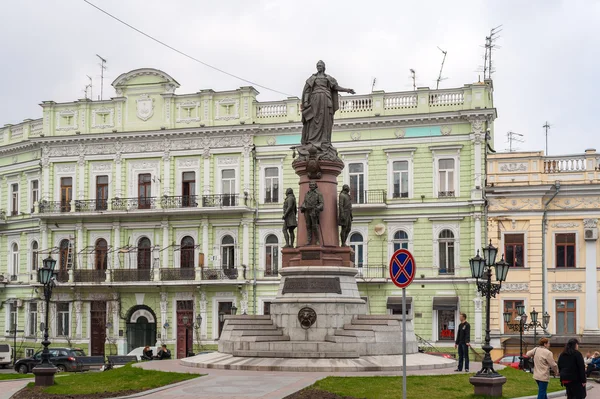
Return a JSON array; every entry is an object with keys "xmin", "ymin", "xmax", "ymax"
[{"xmin": 402, "ymin": 287, "xmax": 407, "ymax": 399}]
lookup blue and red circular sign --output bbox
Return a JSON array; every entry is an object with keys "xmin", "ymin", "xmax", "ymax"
[{"xmin": 389, "ymin": 249, "xmax": 416, "ymax": 289}]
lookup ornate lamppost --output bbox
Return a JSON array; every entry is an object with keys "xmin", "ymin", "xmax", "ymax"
[
  {"xmin": 469, "ymin": 241, "xmax": 511, "ymax": 397},
  {"xmin": 231, "ymin": 305, "xmax": 238, "ymax": 315},
  {"xmin": 504, "ymin": 305, "xmax": 550, "ymax": 370},
  {"xmin": 32, "ymin": 256, "xmax": 58, "ymax": 386}
]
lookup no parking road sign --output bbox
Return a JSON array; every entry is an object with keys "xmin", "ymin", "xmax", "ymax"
[{"xmin": 389, "ymin": 249, "xmax": 416, "ymax": 289}]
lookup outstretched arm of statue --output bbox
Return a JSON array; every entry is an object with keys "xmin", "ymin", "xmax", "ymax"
[{"xmin": 334, "ymin": 85, "xmax": 355, "ymax": 95}]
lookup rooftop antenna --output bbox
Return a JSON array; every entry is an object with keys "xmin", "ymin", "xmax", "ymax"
[
  {"xmin": 436, "ymin": 47, "xmax": 448, "ymax": 90},
  {"xmin": 85, "ymin": 75, "xmax": 93, "ymax": 100},
  {"xmin": 506, "ymin": 131, "xmax": 524, "ymax": 152},
  {"xmin": 485, "ymin": 25, "xmax": 502, "ymax": 80},
  {"xmin": 543, "ymin": 121, "xmax": 551, "ymax": 155},
  {"xmin": 371, "ymin": 77, "xmax": 377, "ymax": 93},
  {"xmin": 96, "ymin": 54, "xmax": 107, "ymax": 100},
  {"xmin": 409, "ymin": 69, "xmax": 416, "ymax": 91}
]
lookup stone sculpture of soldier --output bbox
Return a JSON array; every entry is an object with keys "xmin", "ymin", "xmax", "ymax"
[
  {"xmin": 338, "ymin": 184, "xmax": 353, "ymax": 246},
  {"xmin": 300, "ymin": 181, "xmax": 324, "ymax": 246},
  {"xmin": 282, "ymin": 188, "xmax": 297, "ymax": 247}
]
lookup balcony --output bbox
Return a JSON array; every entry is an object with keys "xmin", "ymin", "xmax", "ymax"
[
  {"xmin": 438, "ymin": 191, "xmax": 455, "ymax": 198},
  {"xmin": 73, "ymin": 269, "xmax": 106, "ymax": 283},
  {"xmin": 75, "ymin": 199, "xmax": 108, "ymax": 212},
  {"xmin": 202, "ymin": 194, "xmax": 240, "ymax": 207},
  {"xmin": 351, "ymin": 190, "xmax": 387, "ymax": 206},
  {"xmin": 201, "ymin": 267, "xmax": 238, "ymax": 280},
  {"xmin": 161, "ymin": 195, "xmax": 198, "ymax": 209},
  {"xmin": 355, "ymin": 265, "xmax": 387, "ymax": 279},
  {"xmin": 55, "ymin": 270, "xmax": 70, "ymax": 283},
  {"xmin": 39, "ymin": 201, "xmax": 70, "ymax": 213},
  {"xmin": 160, "ymin": 268, "xmax": 195, "ymax": 281},
  {"xmin": 112, "ymin": 269, "xmax": 152, "ymax": 282},
  {"xmin": 112, "ymin": 197, "xmax": 156, "ymax": 211}
]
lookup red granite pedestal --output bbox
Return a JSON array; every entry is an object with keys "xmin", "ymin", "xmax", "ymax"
[{"xmin": 282, "ymin": 158, "xmax": 354, "ymax": 268}]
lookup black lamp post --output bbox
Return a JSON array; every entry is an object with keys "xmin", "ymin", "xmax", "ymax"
[
  {"xmin": 469, "ymin": 241, "xmax": 511, "ymax": 397},
  {"xmin": 32, "ymin": 256, "xmax": 58, "ymax": 387},
  {"xmin": 504, "ymin": 305, "xmax": 550, "ymax": 370}
]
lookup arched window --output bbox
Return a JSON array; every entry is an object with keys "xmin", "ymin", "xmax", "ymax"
[
  {"xmin": 11, "ymin": 243, "xmax": 19, "ymax": 278},
  {"xmin": 265, "ymin": 235, "xmax": 279, "ymax": 276},
  {"xmin": 95, "ymin": 239, "xmax": 108, "ymax": 270},
  {"xmin": 393, "ymin": 230, "xmax": 409, "ymax": 251},
  {"xmin": 137, "ymin": 237, "xmax": 151, "ymax": 270},
  {"xmin": 59, "ymin": 239, "xmax": 70, "ymax": 270},
  {"xmin": 438, "ymin": 229, "xmax": 455, "ymax": 274},
  {"xmin": 221, "ymin": 235, "xmax": 235, "ymax": 268},
  {"xmin": 181, "ymin": 236, "xmax": 195, "ymax": 269},
  {"xmin": 349, "ymin": 233, "xmax": 364, "ymax": 267},
  {"xmin": 31, "ymin": 241, "xmax": 39, "ymax": 271}
]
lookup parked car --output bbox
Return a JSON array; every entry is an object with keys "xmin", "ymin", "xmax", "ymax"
[
  {"xmin": 495, "ymin": 354, "xmax": 524, "ymax": 370},
  {"xmin": 127, "ymin": 346, "xmax": 158, "ymax": 361},
  {"xmin": 14, "ymin": 347, "xmax": 86, "ymax": 374},
  {"xmin": 0, "ymin": 344, "xmax": 12, "ymax": 368}
]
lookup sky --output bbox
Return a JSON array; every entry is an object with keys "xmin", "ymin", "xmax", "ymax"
[{"xmin": 0, "ymin": 0, "xmax": 598, "ymax": 155}]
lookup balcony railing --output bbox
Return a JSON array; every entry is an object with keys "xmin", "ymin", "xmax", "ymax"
[
  {"xmin": 202, "ymin": 194, "xmax": 239, "ymax": 207},
  {"xmin": 111, "ymin": 269, "xmax": 152, "ymax": 282},
  {"xmin": 73, "ymin": 269, "xmax": 106, "ymax": 283},
  {"xmin": 543, "ymin": 156, "xmax": 586, "ymax": 173},
  {"xmin": 201, "ymin": 267, "xmax": 238, "ymax": 280},
  {"xmin": 56, "ymin": 270, "xmax": 70, "ymax": 283},
  {"xmin": 262, "ymin": 268, "xmax": 279, "ymax": 278},
  {"xmin": 161, "ymin": 195, "xmax": 198, "ymax": 209},
  {"xmin": 351, "ymin": 190, "xmax": 387, "ymax": 205},
  {"xmin": 112, "ymin": 197, "xmax": 156, "ymax": 211},
  {"xmin": 39, "ymin": 201, "xmax": 70, "ymax": 213},
  {"xmin": 160, "ymin": 268, "xmax": 195, "ymax": 281},
  {"xmin": 355, "ymin": 265, "xmax": 387, "ymax": 279},
  {"xmin": 438, "ymin": 191, "xmax": 455, "ymax": 198},
  {"xmin": 75, "ymin": 199, "xmax": 108, "ymax": 212}
]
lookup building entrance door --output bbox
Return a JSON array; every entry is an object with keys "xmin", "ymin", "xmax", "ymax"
[
  {"xmin": 176, "ymin": 301, "xmax": 193, "ymax": 359},
  {"xmin": 90, "ymin": 301, "xmax": 106, "ymax": 356},
  {"xmin": 217, "ymin": 302, "xmax": 233, "ymax": 339},
  {"xmin": 126, "ymin": 306, "xmax": 157, "ymax": 354}
]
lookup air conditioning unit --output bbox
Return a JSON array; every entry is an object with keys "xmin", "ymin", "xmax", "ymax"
[{"xmin": 584, "ymin": 227, "xmax": 598, "ymax": 241}]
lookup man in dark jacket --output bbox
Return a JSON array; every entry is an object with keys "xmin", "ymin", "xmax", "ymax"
[
  {"xmin": 454, "ymin": 312, "xmax": 471, "ymax": 372},
  {"xmin": 558, "ymin": 338, "xmax": 586, "ymax": 399}
]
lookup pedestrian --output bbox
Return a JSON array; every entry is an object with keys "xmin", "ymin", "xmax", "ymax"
[
  {"xmin": 142, "ymin": 345, "xmax": 153, "ymax": 361},
  {"xmin": 155, "ymin": 344, "xmax": 171, "ymax": 360},
  {"xmin": 454, "ymin": 312, "xmax": 470, "ymax": 372},
  {"xmin": 557, "ymin": 338, "xmax": 587, "ymax": 399},
  {"xmin": 584, "ymin": 351, "xmax": 593, "ymax": 366},
  {"xmin": 526, "ymin": 338, "xmax": 558, "ymax": 399},
  {"xmin": 586, "ymin": 351, "xmax": 600, "ymax": 377}
]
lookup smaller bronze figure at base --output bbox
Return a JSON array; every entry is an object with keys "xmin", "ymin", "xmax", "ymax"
[
  {"xmin": 300, "ymin": 181, "xmax": 324, "ymax": 246},
  {"xmin": 338, "ymin": 184, "xmax": 353, "ymax": 246},
  {"xmin": 282, "ymin": 188, "xmax": 298, "ymax": 248}
]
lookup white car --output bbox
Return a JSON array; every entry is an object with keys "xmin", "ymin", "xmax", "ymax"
[{"xmin": 127, "ymin": 346, "xmax": 158, "ymax": 361}]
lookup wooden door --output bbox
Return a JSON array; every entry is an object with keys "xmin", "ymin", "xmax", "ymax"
[
  {"xmin": 60, "ymin": 177, "xmax": 72, "ymax": 212},
  {"xmin": 90, "ymin": 301, "xmax": 107, "ymax": 356},
  {"xmin": 176, "ymin": 301, "xmax": 193, "ymax": 359},
  {"xmin": 218, "ymin": 302, "xmax": 233, "ymax": 339}
]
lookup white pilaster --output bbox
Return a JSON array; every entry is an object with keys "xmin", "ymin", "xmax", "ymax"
[
  {"xmin": 474, "ymin": 294, "xmax": 483, "ymax": 343},
  {"xmin": 203, "ymin": 152, "xmax": 210, "ymax": 195},
  {"xmin": 163, "ymin": 155, "xmax": 171, "ymax": 196},
  {"xmin": 75, "ymin": 299, "xmax": 83, "ymax": 338},
  {"xmin": 115, "ymin": 156, "xmax": 122, "ymax": 197},
  {"xmin": 76, "ymin": 223, "xmax": 84, "ymax": 267},
  {"xmin": 242, "ymin": 221, "xmax": 249, "ymax": 268},
  {"xmin": 243, "ymin": 148, "xmax": 250, "ymax": 194},
  {"xmin": 584, "ymin": 221, "xmax": 600, "ymax": 333},
  {"xmin": 112, "ymin": 222, "xmax": 120, "ymax": 269},
  {"xmin": 474, "ymin": 213, "xmax": 482, "ymax": 251},
  {"xmin": 77, "ymin": 156, "xmax": 85, "ymax": 199},
  {"xmin": 202, "ymin": 219, "xmax": 209, "ymax": 260},
  {"xmin": 162, "ymin": 221, "xmax": 169, "ymax": 268},
  {"xmin": 160, "ymin": 292, "xmax": 168, "ymax": 341},
  {"xmin": 41, "ymin": 146, "xmax": 50, "ymax": 200},
  {"xmin": 41, "ymin": 222, "xmax": 48, "ymax": 255}
]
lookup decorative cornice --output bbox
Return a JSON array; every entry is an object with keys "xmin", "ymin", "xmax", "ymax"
[
  {"xmin": 500, "ymin": 283, "xmax": 529, "ymax": 292},
  {"xmin": 551, "ymin": 283, "xmax": 582, "ymax": 292}
]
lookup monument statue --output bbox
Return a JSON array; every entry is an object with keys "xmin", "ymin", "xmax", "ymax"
[
  {"xmin": 338, "ymin": 184, "xmax": 353, "ymax": 246},
  {"xmin": 282, "ymin": 188, "xmax": 297, "ymax": 248},
  {"xmin": 298, "ymin": 60, "xmax": 355, "ymax": 162},
  {"xmin": 300, "ymin": 181, "xmax": 324, "ymax": 246}
]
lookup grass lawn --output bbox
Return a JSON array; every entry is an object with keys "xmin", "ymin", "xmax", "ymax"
[
  {"xmin": 0, "ymin": 373, "xmax": 34, "ymax": 380},
  {"xmin": 310, "ymin": 367, "xmax": 562, "ymax": 399},
  {"xmin": 24, "ymin": 364, "xmax": 199, "ymax": 396}
]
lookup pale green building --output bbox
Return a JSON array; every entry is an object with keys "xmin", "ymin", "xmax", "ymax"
[{"xmin": 0, "ymin": 68, "xmax": 495, "ymax": 359}]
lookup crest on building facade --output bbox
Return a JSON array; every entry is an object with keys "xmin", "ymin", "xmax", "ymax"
[{"xmin": 136, "ymin": 94, "xmax": 154, "ymax": 121}]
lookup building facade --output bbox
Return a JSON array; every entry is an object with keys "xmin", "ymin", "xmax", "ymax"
[
  {"xmin": 487, "ymin": 149, "xmax": 600, "ymax": 354},
  {"xmin": 0, "ymin": 68, "xmax": 494, "ymax": 358}
]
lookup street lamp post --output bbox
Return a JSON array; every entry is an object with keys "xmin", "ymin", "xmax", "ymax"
[
  {"xmin": 504, "ymin": 305, "xmax": 550, "ymax": 370},
  {"xmin": 468, "ymin": 241, "xmax": 511, "ymax": 397},
  {"xmin": 32, "ymin": 256, "xmax": 58, "ymax": 387}
]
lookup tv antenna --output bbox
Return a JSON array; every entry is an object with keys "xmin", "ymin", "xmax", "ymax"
[
  {"xmin": 543, "ymin": 121, "xmax": 551, "ymax": 155},
  {"xmin": 96, "ymin": 54, "xmax": 107, "ymax": 100},
  {"xmin": 436, "ymin": 47, "xmax": 448, "ymax": 90},
  {"xmin": 409, "ymin": 69, "xmax": 416, "ymax": 91},
  {"xmin": 84, "ymin": 75, "xmax": 93, "ymax": 100},
  {"xmin": 506, "ymin": 131, "xmax": 524, "ymax": 152},
  {"xmin": 483, "ymin": 25, "xmax": 502, "ymax": 80},
  {"xmin": 371, "ymin": 77, "xmax": 377, "ymax": 93}
]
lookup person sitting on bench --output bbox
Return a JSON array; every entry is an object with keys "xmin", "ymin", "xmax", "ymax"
[
  {"xmin": 155, "ymin": 344, "xmax": 171, "ymax": 360},
  {"xmin": 587, "ymin": 351, "xmax": 600, "ymax": 377},
  {"xmin": 141, "ymin": 346, "xmax": 153, "ymax": 361}
]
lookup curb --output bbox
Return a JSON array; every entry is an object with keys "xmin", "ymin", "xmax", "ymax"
[
  {"xmin": 511, "ymin": 383, "xmax": 594, "ymax": 399},
  {"xmin": 108, "ymin": 376, "xmax": 203, "ymax": 399}
]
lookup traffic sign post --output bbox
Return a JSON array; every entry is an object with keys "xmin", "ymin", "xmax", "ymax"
[{"xmin": 389, "ymin": 249, "xmax": 416, "ymax": 399}]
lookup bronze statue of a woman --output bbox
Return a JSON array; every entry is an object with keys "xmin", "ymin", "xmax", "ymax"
[{"xmin": 301, "ymin": 60, "xmax": 355, "ymax": 153}]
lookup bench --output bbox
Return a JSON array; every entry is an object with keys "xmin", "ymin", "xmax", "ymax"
[
  {"xmin": 75, "ymin": 356, "xmax": 106, "ymax": 371},
  {"xmin": 104, "ymin": 355, "xmax": 138, "ymax": 371}
]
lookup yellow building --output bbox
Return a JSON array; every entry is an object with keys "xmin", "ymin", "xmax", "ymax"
[{"xmin": 487, "ymin": 149, "xmax": 600, "ymax": 355}]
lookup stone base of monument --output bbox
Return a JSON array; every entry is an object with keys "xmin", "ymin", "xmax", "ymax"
[
  {"xmin": 282, "ymin": 246, "xmax": 354, "ymax": 267},
  {"xmin": 469, "ymin": 375, "xmax": 507, "ymax": 397},
  {"xmin": 217, "ymin": 266, "xmax": 419, "ymax": 362}
]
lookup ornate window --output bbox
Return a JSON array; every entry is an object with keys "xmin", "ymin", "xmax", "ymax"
[
  {"xmin": 11, "ymin": 243, "xmax": 19, "ymax": 279},
  {"xmin": 438, "ymin": 229, "xmax": 455, "ymax": 274},
  {"xmin": 138, "ymin": 174, "xmax": 152, "ymax": 209},
  {"xmin": 181, "ymin": 236, "xmax": 195, "ymax": 268},
  {"xmin": 221, "ymin": 169, "xmax": 236, "ymax": 207},
  {"xmin": 393, "ymin": 230, "xmax": 409, "ymax": 251},
  {"xmin": 556, "ymin": 299, "xmax": 576, "ymax": 334},
  {"xmin": 96, "ymin": 175, "xmax": 109, "ymax": 211},
  {"xmin": 350, "ymin": 233, "xmax": 364, "ymax": 266},
  {"xmin": 221, "ymin": 235, "xmax": 235, "ymax": 268},
  {"xmin": 137, "ymin": 237, "xmax": 151, "ymax": 270},
  {"xmin": 504, "ymin": 234, "xmax": 525, "ymax": 267},
  {"xmin": 56, "ymin": 302, "xmax": 70, "ymax": 336},
  {"xmin": 95, "ymin": 239, "xmax": 108, "ymax": 270},
  {"xmin": 11, "ymin": 183, "xmax": 19, "ymax": 216},
  {"xmin": 438, "ymin": 159, "xmax": 455, "ymax": 197},
  {"xmin": 392, "ymin": 161, "xmax": 409, "ymax": 198},
  {"xmin": 503, "ymin": 300, "xmax": 524, "ymax": 332},
  {"xmin": 265, "ymin": 235, "xmax": 279, "ymax": 276},
  {"xmin": 27, "ymin": 302, "xmax": 38, "ymax": 337},
  {"xmin": 182, "ymin": 172, "xmax": 196, "ymax": 207},
  {"xmin": 264, "ymin": 168, "xmax": 279, "ymax": 203},
  {"xmin": 60, "ymin": 177, "xmax": 72, "ymax": 212},
  {"xmin": 555, "ymin": 233, "xmax": 576, "ymax": 268},
  {"xmin": 30, "ymin": 180, "xmax": 39, "ymax": 213},
  {"xmin": 59, "ymin": 239, "xmax": 70, "ymax": 271},
  {"xmin": 348, "ymin": 163, "xmax": 365, "ymax": 204},
  {"xmin": 31, "ymin": 241, "xmax": 39, "ymax": 272}
]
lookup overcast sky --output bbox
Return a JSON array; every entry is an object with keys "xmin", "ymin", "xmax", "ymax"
[{"xmin": 1, "ymin": 0, "xmax": 597, "ymax": 155}]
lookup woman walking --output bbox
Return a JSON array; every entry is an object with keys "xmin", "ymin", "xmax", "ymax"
[
  {"xmin": 526, "ymin": 337, "xmax": 558, "ymax": 399},
  {"xmin": 557, "ymin": 338, "xmax": 587, "ymax": 399}
]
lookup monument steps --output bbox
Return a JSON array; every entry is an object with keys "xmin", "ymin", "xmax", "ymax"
[
  {"xmin": 333, "ymin": 329, "xmax": 375, "ymax": 337},
  {"xmin": 226, "ymin": 315, "xmax": 272, "ymax": 320},
  {"xmin": 231, "ymin": 350, "xmax": 359, "ymax": 359},
  {"xmin": 350, "ymin": 319, "xmax": 399, "ymax": 326},
  {"xmin": 356, "ymin": 315, "xmax": 404, "ymax": 320},
  {"xmin": 239, "ymin": 335, "xmax": 290, "ymax": 342},
  {"xmin": 238, "ymin": 329, "xmax": 285, "ymax": 337},
  {"xmin": 230, "ymin": 324, "xmax": 278, "ymax": 330},
  {"xmin": 226, "ymin": 319, "xmax": 274, "ymax": 325}
]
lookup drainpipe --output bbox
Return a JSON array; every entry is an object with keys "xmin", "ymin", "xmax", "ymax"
[
  {"xmin": 251, "ymin": 145, "xmax": 257, "ymax": 315},
  {"xmin": 541, "ymin": 181, "xmax": 560, "ymax": 325}
]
